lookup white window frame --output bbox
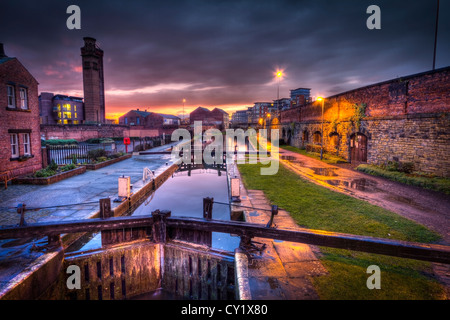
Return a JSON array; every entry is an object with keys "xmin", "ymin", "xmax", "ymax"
[
  {"xmin": 7, "ymin": 85, "xmax": 15, "ymax": 108},
  {"xmin": 10, "ymin": 134, "xmax": 19, "ymax": 158},
  {"xmin": 23, "ymin": 133, "xmax": 31, "ymax": 155},
  {"xmin": 19, "ymin": 87, "xmax": 28, "ymax": 109}
]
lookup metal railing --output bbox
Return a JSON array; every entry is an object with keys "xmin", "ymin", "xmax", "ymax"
[{"xmin": 0, "ymin": 198, "xmax": 449, "ymax": 264}]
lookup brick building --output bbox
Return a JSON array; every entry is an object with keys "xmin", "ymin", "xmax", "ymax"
[
  {"xmin": 280, "ymin": 67, "xmax": 450, "ymax": 177},
  {"xmin": 118, "ymin": 109, "xmax": 180, "ymax": 136},
  {"xmin": 231, "ymin": 110, "xmax": 250, "ymax": 126},
  {"xmin": 189, "ymin": 107, "xmax": 229, "ymax": 130},
  {"xmin": 0, "ymin": 44, "xmax": 42, "ymax": 176},
  {"xmin": 39, "ymin": 92, "xmax": 84, "ymax": 124}
]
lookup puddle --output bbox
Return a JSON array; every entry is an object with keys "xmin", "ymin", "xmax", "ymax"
[
  {"xmin": 280, "ymin": 155, "xmax": 304, "ymax": 165},
  {"xmin": 310, "ymin": 167, "xmax": 338, "ymax": 177},
  {"xmin": 326, "ymin": 178, "xmax": 380, "ymax": 192}
]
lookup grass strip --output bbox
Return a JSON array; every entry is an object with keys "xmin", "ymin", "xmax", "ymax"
[
  {"xmin": 280, "ymin": 145, "xmax": 347, "ymax": 164},
  {"xmin": 237, "ymin": 161, "xmax": 446, "ymax": 299},
  {"xmin": 357, "ymin": 164, "xmax": 450, "ymax": 195}
]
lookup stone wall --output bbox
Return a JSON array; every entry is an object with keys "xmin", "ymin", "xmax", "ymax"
[
  {"xmin": 290, "ymin": 114, "xmax": 450, "ymax": 177},
  {"xmin": 281, "ymin": 67, "xmax": 450, "ymax": 177}
]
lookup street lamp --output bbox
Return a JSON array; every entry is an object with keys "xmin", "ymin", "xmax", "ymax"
[
  {"xmin": 317, "ymin": 97, "xmax": 325, "ymax": 160},
  {"xmin": 276, "ymin": 70, "xmax": 283, "ymax": 114},
  {"xmin": 182, "ymin": 99, "xmax": 186, "ymax": 124}
]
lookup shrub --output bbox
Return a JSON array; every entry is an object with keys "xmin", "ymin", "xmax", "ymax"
[
  {"xmin": 385, "ymin": 161, "xmax": 399, "ymax": 172},
  {"xmin": 398, "ymin": 162, "xmax": 414, "ymax": 174},
  {"xmin": 43, "ymin": 139, "xmax": 78, "ymax": 146},
  {"xmin": 49, "ymin": 160, "xmax": 58, "ymax": 171},
  {"xmin": 61, "ymin": 163, "xmax": 76, "ymax": 172},
  {"xmin": 97, "ymin": 156, "xmax": 108, "ymax": 162},
  {"xmin": 34, "ymin": 168, "xmax": 56, "ymax": 178},
  {"xmin": 87, "ymin": 148, "xmax": 107, "ymax": 160}
]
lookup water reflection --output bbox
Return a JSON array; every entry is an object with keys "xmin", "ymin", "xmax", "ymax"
[{"xmin": 133, "ymin": 167, "xmax": 240, "ymax": 251}]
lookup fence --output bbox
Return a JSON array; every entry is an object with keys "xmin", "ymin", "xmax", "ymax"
[
  {"xmin": 44, "ymin": 135, "xmax": 173, "ymax": 165},
  {"xmin": 46, "ymin": 144, "xmax": 102, "ymax": 165}
]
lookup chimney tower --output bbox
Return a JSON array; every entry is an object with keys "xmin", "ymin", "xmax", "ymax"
[{"xmin": 81, "ymin": 37, "xmax": 105, "ymax": 123}]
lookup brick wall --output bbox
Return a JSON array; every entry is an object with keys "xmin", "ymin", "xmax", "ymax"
[
  {"xmin": 0, "ymin": 58, "xmax": 42, "ymax": 176},
  {"xmin": 40, "ymin": 124, "xmax": 129, "ymax": 141},
  {"xmin": 282, "ymin": 67, "xmax": 450, "ymax": 177}
]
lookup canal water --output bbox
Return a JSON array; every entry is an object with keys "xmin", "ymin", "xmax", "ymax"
[
  {"xmin": 67, "ymin": 160, "xmax": 241, "ymax": 254},
  {"xmin": 133, "ymin": 166, "xmax": 240, "ymax": 251}
]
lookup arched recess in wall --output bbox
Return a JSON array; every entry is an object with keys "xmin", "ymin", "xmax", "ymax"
[
  {"xmin": 329, "ymin": 132, "xmax": 340, "ymax": 151},
  {"xmin": 349, "ymin": 132, "xmax": 368, "ymax": 163},
  {"xmin": 286, "ymin": 128, "xmax": 292, "ymax": 145},
  {"xmin": 302, "ymin": 130, "xmax": 309, "ymax": 147},
  {"xmin": 313, "ymin": 131, "xmax": 322, "ymax": 145}
]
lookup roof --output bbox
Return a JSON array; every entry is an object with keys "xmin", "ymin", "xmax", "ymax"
[
  {"xmin": 212, "ymin": 108, "xmax": 228, "ymax": 115},
  {"xmin": 134, "ymin": 110, "xmax": 152, "ymax": 117},
  {"xmin": 0, "ymin": 57, "xmax": 14, "ymax": 65},
  {"xmin": 157, "ymin": 113, "xmax": 180, "ymax": 120},
  {"xmin": 191, "ymin": 106, "xmax": 210, "ymax": 113}
]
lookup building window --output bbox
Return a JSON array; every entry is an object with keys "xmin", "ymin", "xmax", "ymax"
[
  {"xmin": 137, "ymin": 117, "xmax": 140, "ymax": 125},
  {"xmin": 125, "ymin": 117, "xmax": 128, "ymax": 124},
  {"xmin": 74, "ymin": 113, "xmax": 78, "ymax": 119},
  {"xmin": 10, "ymin": 134, "xmax": 19, "ymax": 158},
  {"xmin": 7, "ymin": 85, "xmax": 16, "ymax": 107},
  {"xmin": 23, "ymin": 133, "xmax": 31, "ymax": 155},
  {"xmin": 19, "ymin": 88, "xmax": 28, "ymax": 109}
]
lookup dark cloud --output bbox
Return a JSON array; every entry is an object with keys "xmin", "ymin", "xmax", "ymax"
[{"xmin": 1, "ymin": 0, "xmax": 449, "ymax": 116}]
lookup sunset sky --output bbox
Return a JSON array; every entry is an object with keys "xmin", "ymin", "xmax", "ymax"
[{"xmin": 1, "ymin": 0, "xmax": 449, "ymax": 120}]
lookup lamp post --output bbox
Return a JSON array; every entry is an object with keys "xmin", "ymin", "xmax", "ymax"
[
  {"xmin": 317, "ymin": 97, "xmax": 325, "ymax": 160},
  {"xmin": 276, "ymin": 71, "xmax": 282, "ymax": 115},
  {"xmin": 433, "ymin": 0, "xmax": 440, "ymax": 70},
  {"xmin": 182, "ymin": 99, "xmax": 186, "ymax": 124}
]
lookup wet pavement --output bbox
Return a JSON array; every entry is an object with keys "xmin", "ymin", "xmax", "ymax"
[
  {"xmin": 278, "ymin": 148, "xmax": 450, "ymax": 246},
  {"xmin": 0, "ymin": 142, "xmax": 179, "ymax": 293},
  {"xmin": 0, "ymin": 143, "xmax": 178, "ymax": 226},
  {"xmin": 230, "ymin": 162, "xmax": 326, "ymax": 300}
]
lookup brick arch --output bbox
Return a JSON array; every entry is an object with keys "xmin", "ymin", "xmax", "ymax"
[{"xmin": 347, "ymin": 127, "xmax": 371, "ymax": 141}]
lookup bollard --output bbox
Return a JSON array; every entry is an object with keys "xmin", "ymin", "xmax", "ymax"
[
  {"xmin": 266, "ymin": 205, "xmax": 278, "ymax": 228},
  {"xmin": 16, "ymin": 203, "xmax": 26, "ymax": 227},
  {"xmin": 151, "ymin": 210, "xmax": 171, "ymax": 243},
  {"xmin": 100, "ymin": 198, "xmax": 114, "ymax": 246}
]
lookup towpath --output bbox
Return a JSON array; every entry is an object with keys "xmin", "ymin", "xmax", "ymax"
[{"xmin": 278, "ymin": 148, "xmax": 450, "ymax": 245}]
